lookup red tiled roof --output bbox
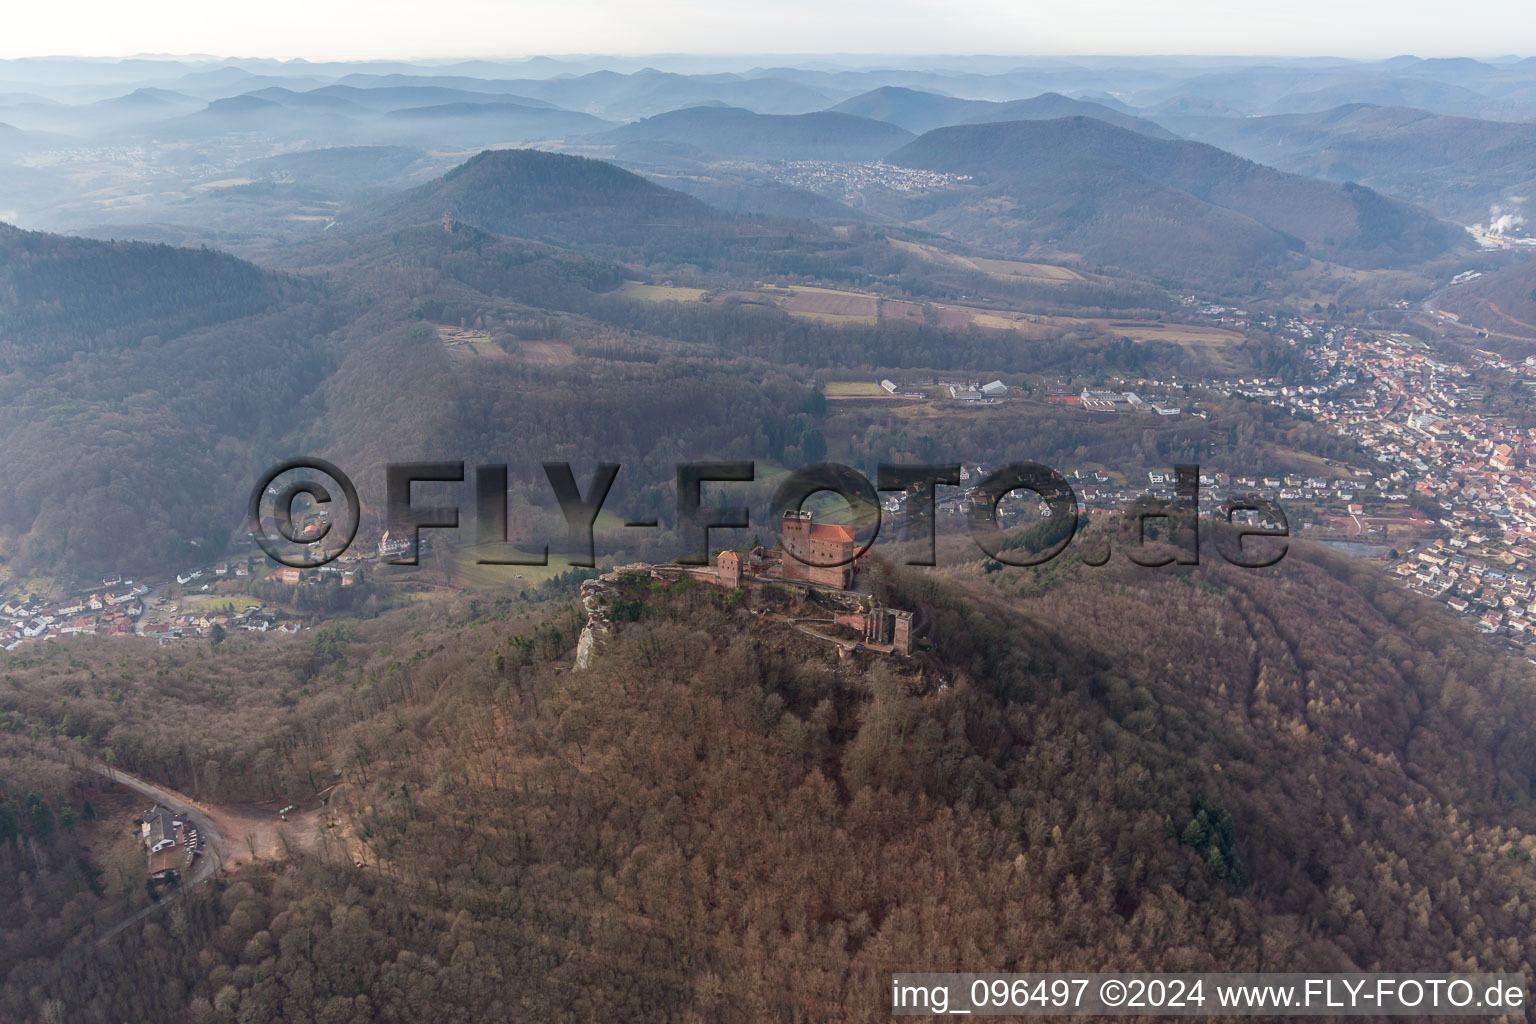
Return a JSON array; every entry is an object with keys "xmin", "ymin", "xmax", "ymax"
[{"xmin": 148, "ymin": 846, "xmax": 181, "ymax": 874}]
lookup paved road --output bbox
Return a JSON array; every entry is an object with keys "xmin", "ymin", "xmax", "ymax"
[{"xmin": 132, "ymin": 585, "xmax": 161, "ymax": 635}]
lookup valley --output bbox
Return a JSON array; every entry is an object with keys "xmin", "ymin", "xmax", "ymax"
[{"xmin": 3, "ymin": 46, "xmax": 1536, "ymax": 1024}]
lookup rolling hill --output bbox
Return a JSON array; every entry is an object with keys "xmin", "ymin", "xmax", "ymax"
[
  {"xmin": 641, "ymin": 167, "xmax": 863, "ymax": 219},
  {"xmin": 148, "ymin": 94, "xmax": 365, "ymax": 142},
  {"xmin": 598, "ymin": 106, "xmax": 915, "ymax": 162},
  {"xmin": 0, "ymin": 122, "xmax": 29, "ymax": 154},
  {"xmin": 507, "ymin": 67, "xmax": 841, "ymax": 119},
  {"xmin": 128, "ymin": 85, "xmax": 614, "ymax": 149},
  {"xmin": 239, "ymin": 85, "xmax": 370, "ymax": 114},
  {"xmin": 13, "ymin": 539, "xmax": 1536, "ymax": 1018},
  {"xmin": 965, "ymin": 93, "xmax": 1177, "ymax": 138},
  {"xmin": 1261, "ymin": 76, "xmax": 1536, "ymax": 121},
  {"xmin": 0, "ymin": 120, "xmax": 66, "ymax": 155},
  {"xmin": 87, "ymin": 87, "xmax": 200, "ymax": 119},
  {"xmin": 307, "ymin": 83, "xmax": 561, "ymax": 111},
  {"xmin": 883, "ymin": 117, "xmax": 1470, "ymax": 282},
  {"xmin": 349, "ymin": 148, "xmax": 730, "ymax": 249},
  {"xmin": 232, "ymin": 145, "xmax": 449, "ymax": 197},
  {"xmin": 0, "ymin": 224, "xmax": 334, "ymax": 573},
  {"xmin": 1155, "ymin": 104, "xmax": 1536, "ymax": 222},
  {"xmin": 1439, "ymin": 258, "xmax": 1536, "ymax": 340},
  {"xmin": 828, "ymin": 86, "xmax": 1176, "ymax": 138},
  {"xmin": 381, "ymin": 101, "xmax": 614, "ymax": 145},
  {"xmin": 826, "ymin": 85, "xmax": 991, "ymax": 133},
  {"xmin": 0, "ymin": 222, "xmax": 305, "ymax": 365}
]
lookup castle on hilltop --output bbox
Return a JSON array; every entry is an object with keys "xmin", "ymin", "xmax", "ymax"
[{"xmin": 776, "ymin": 509, "xmax": 860, "ymax": 589}]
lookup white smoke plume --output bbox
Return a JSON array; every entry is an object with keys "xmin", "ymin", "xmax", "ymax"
[{"xmin": 1488, "ymin": 199, "xmax": 1528, "ymax": 236}]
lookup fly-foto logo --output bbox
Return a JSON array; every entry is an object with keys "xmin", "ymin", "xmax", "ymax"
[{"xmin": 247, "ymin": 460, "xmax": 1288, "ymax": 571}]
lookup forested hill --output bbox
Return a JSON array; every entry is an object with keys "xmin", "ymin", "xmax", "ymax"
[
  {"xmin": 829, "ymin": 86, "xmax": 1176, "ymax": 137},
  {"xmin": 0, "ymin": 224, "xmax": 339, "ymax": 574},
  {"xmin": 1439, "ymin": 257, "xmax": 1536, "ymax": 340},
  {"xmin": 972, "ymin": 93, "xmax": 1178, "ymax": 138},
  {"xmin": 0, "ymin": 223, "xmax": 305, "ymax": 369},
  {"xmin": 8, "ymin": 539, "xmax": 1536, "ymax": 1018},
  {"xmin": 349, "ymin": 148, "xmax": 731, "ymax": 248},
  {"xmin": 885, "ymin": 117, "xmax": 1471, "ymax": 278},
  {"xmin": 1150, "ymin": 103, "xmax": 1536, "ymax": 221}
]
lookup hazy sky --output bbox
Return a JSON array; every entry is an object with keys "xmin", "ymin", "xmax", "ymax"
[{"xmin": 1, "ymin": 0, "xmax": 1530, "ymax": 60}]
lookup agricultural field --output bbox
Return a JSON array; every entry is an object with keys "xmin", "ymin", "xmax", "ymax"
[
  {"xmin": 1267, "ymin": 447, "xmax": 1357, "ymax": 480},
  {"xmin": 449, "ymin": 505, "xmax": 648, "ymax": 590},
  {"xmin": 1071, "ymin": 317, "xmax": 1248, "ymax": 370},
  {"xmin": 888, "ymin": 237, "xmax": 1085, "ymax": 283},
  {"xmin": 448, "ymin": 340, "xmax": 510, "ymax": 360},
  {"xmin": 731, "ymin": 285, "xmax": 879, "ymax": 324},
  {"xmin": 450, "ymin": 548, "xmax": 573, "ymax": 590},
  {"xmin": 615, "ymin": 280, "xmax": 709, "ymax": 302},
  {"xmin": 1376, "ymin": 331, "xmax": 1429, "ymax": 350},
  {"xmin": 881, "ymin": 297, "xmax": 1059, "ymax": 338},
  {"xmin": 0, "ymin": 570, "xmax": 61, "ymax": 602},
  {"xmin": 516, "ymin": 340, "xmax": 578, "ymax": 365},
  {"xmin": 180, "ymin": 595, "xmax": 263, "ymax": 614},
  {"xmin": 1081, "ymin": 318, "xmax": 1245, "ymax": 344},
  {"xmin": 611, "ymin": 277, "xmax": 1237, "ymax": 357},
  {"xmin": 822, "ymin": 381, "xmax": 894, "ymax": 398}
]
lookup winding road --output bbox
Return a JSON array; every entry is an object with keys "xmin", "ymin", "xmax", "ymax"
[
  {"xmin": 83, "ymin": 761, "xmax": 326, "ymax": 944},
  {"xmin": 86, "ymin": 761, "xmax": 224, "ymax": 882}
]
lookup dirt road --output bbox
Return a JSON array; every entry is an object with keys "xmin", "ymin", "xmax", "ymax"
[
  {"xmin": 78, "ymin": 762, "xmax": 327, "ymax": 946},
  {"xmin": 87, "ymin": 761, "xmax": 325, "ymax": 872}
]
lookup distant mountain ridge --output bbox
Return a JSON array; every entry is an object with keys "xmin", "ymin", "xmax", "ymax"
[
  {"xmin": 307, "ymin": 83, "xmax": 562, "ymax": 111},
  {"xmin": 381, "ymin": 101, "xmax": 615, "ymax": 145},
  {"xmin": 1260, "ymin": 77, "xmax": 1536, "ymax": 121},
  {"xmin": 884, "ymin": 116, "xmax": 1469, "ymax": 282},
  {"xmin": 233, "ymin": 145, "xmax": 449, "ymax": 196},
  {"xmin": 0, "ymin": 222, "xmax": 303, "ymax": 366},
  {"xmin": 597, "ymin": 105, "xmax": 915, "ymax": 162},
  {"xmin": 1149, "ymin": 103, "xmax": 1536, "ymax": 222},
  {"xmin": 829, "ymin": 86, "xmax": 1176, "ymax": 139},
  {"xmin": 89, "ymin": 87, "xmax": 196, "ymax": 112},
  {"xmin": 969, "ymin": 94, "xmax": 1177, "ymax": 138}
]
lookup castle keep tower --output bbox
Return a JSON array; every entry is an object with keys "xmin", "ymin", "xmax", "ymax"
[{"xmin": 778, "ymin": 509, "xmax": 858, "ymax": 589}]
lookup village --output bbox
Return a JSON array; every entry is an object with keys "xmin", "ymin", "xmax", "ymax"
[
  {"xmin": 9, "ymin": 296, "xmax": 1536, "ymax": 654},
  {"xmin": 833, "ymin": 296, "xmax": 1536, "ymax": 650},
  {"xmin": 1223, "ymin": 313, "xmax": 1536, "ymax": 650},
  {"xmin": 0, "ymin": 559, "xmax": 307, "ymax": 653},
  {"xmin": 0, "ymin": 568, "xmax": 309, "ymax": 653},
  {"xmin": 878, "ymin": 297, "xmax": 1536, "ymax": 651},
  {"xmin": 0, "ymin": 578, "xmax": 150, "ymax": 650},
  {"xmin": 766, "ymin": 159, "xmax": 972, "ymax": 202},
  {"xmin": 0, "ymin": 508, "xmax": 433, "ymax": 654}
]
